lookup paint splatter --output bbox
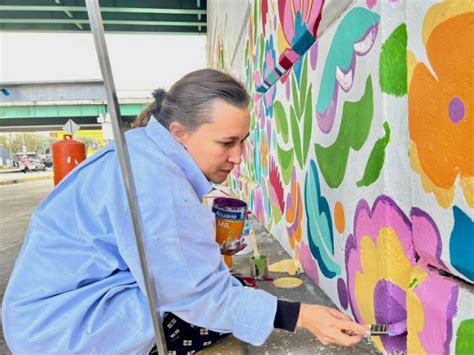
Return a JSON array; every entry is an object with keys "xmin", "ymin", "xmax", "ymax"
[
  {"xmin": 304, "ymin": 160, "xmax": 341, "ymax": 278},
  {"xmin": 379, "ymin": 23, "xmax": 407, "ymax": 96},
  {"xmin": 315, "ymin": 76, "xmax": 374, "ymax": 188},
  {"xmin": 356, "ymin": 121, "xmax": 390, "ymax": 187},
  {"xmin": 450, "ymin": 206, "xmax": 474, "ymax": 282}
]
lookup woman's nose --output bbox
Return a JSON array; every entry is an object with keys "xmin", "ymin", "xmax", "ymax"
[{"xmin": 228, "ymin": 145, "xmax": 242, "ymax": 165}]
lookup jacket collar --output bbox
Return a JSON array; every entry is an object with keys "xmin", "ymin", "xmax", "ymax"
[{"xmin": 144, "ymin": 116, "xmax": 212, "ymax": 199}]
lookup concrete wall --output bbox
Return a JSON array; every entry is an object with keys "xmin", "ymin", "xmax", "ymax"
[{"xmin": 207, "ymin": 0, "xmax": 473, "ymax": 353}]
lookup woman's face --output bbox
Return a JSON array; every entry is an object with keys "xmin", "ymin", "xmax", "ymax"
[{"xmin": 170, "ymin": 99, "xmax": 250, "ymax": 184}]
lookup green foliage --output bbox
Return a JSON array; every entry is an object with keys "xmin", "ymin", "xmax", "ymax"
[
  {"xmin": 380, "ymin": 23, "xmax": 407, "ymax": 96},
  {"xmin": 456, "ymin": 319, "xmax": 474, "ymax": 355},
  {"xmin": 315, "ymin": 76, "xmax": 374, "ymax": 188},
  {"xmin": 290, "ymin": 106, "xmax": 303, "ymax": 167},
  {"xmin": 274, "ymin": 101, "xmax": 289, "ymax": 144},
  {"xmin": 277, "ymin": 145, "xmax": 294, "ymax": 185},
  {"xmin": 357, "ymin": 122, "xmax": 391, "ymax": 187}
]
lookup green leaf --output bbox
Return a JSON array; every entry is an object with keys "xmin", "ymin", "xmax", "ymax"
[
  {"xmin": 356, "ymin": 122, "xmax": 390, "ymax": 187},
  {"xmin": 258, "ymin": 35, "xmax": 265, "ymax": 72},
  {"xmin": 274, "ymin": 101, "xmax": 289, "ymax": 144},
  {"xmin": 300, "ymin": 56, "xmax": 308, "ymax": 111},
  {"xmin": 315, "ymin": 76, "xmax": 374, "ymax": 188},
  {"xmin": 291, "ymin": 73, "xmax": 300, "ymax": 118},
  {"xmin": 290, "ymin": 106, "xmax": 303, "ymax": 168},
  {"xmin": 302, "ymin": 85, "xmax": 313, "ymax": 164},
  {"xmin": 379, "ymin": 23, "xmax": 407, "ymax": 96},
  {"xmin": 277, "ymin": 145, "xmax": 294, "ymax": 185}
]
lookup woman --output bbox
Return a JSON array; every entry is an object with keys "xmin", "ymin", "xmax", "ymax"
[{"xmin": 3, "ymin": 69, "xmax": 367, "ymax": 354}]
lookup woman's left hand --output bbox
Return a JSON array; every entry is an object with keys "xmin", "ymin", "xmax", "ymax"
[{"xmin": 221, "ymin": 243, "xmax": 247, "ymax": 256}]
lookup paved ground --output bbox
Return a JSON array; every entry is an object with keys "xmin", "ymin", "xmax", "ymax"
[
  {"xmin": 0, "ymin": 169, "xmax": 53, "ymax": 185},
  {"xmin": 0, "ymin": 178, "xmax": 378, "ymax": 354},
  {"xmin": 0, "ymin": 179, "xmax": 54, "ymax": 354}
]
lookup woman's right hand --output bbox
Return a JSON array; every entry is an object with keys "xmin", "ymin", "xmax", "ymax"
[{"xmin": 296, "ymin": 304, "xmax": 368, "ymax": 346}]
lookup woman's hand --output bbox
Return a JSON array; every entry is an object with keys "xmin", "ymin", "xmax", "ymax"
[
  {"xmin": 296, "ymin": 304, "xmax": 368, "ymax": 346},
  {"xmin": 220, "ymin": 243, "xmax": 247, "ymax": 256}
]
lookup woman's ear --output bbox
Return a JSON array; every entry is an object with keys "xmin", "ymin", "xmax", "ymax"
[{"xmin": 169, "ymin": 121, "xmax": 189, "ymax": 145}]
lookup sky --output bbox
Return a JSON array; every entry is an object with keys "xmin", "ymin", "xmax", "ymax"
[{"xmin": 0, "ymin": 32, "xmax": 207, "ymax": 98}]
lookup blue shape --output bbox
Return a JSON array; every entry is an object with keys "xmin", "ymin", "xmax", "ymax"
[
  {"xmin": 1, "ymin": 88, "xmax": 10, "ymax": 96},
  {"xmin": 304, "ymin": 160, "xmax": 341, "ymax": 278},
  {"xmin": 291, "ymin": 11, "xmax": 316, "ymax": 55},
  {"xmin": 450, "ymin": 206, "xmax": 474, "ymax": 281}
]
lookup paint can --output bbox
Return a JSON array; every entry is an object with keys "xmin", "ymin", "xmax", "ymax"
[
  {"xmin": 212, "ymin": 197, "xmax": 247, "ymax": 251},
  {"xmin": 250, "ymin": 255, "xmax": 270, "ymax": 279}
]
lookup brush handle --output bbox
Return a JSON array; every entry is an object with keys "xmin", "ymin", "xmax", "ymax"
[{"xmin": 250, "ymin": 229, "xmax": 260, "ymax": 258}]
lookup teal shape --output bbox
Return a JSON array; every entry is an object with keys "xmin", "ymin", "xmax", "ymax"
[
  {"xmin": 304, "ymin": 160, "xmax": 341, "ymax": 278},
  {"xmin": 450, "ymin": 207, "xmax": 474, "ymax": 282},
  {"xmin": 316, "ymin": 7, "xmax": 380, "ymax": 117}
]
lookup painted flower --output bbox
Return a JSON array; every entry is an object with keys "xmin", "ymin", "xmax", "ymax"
[
  {"xmin": 277, "ymin": 0, "xmax": 324, "ymax": 71},
  {"xmin": 286, "ymin": 168, "xmax": 303, "ymax": 249},
  {"xmin": 409, "ymin": 12, "xmax": 474, "ymax": 208},
  {"xmin": 345, "ymin": 195, "xmax": 458, "ymax": 353}
]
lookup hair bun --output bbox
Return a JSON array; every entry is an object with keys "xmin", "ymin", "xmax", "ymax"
[{"xmin": 152, "ymin": 88, "xmax": 167, "ymax": 106}]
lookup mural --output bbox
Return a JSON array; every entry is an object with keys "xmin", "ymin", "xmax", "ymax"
[{"xmin": 209, "ymin": 0, "xmax": 474, "ymax": 353}]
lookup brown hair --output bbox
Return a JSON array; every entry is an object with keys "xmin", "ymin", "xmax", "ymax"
[{"xmin": 132, "ymin": 69, "xmax": 249, "ymax": 131}]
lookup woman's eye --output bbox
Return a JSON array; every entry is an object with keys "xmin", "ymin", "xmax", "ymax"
[{"xmin": 220, "ymin": 141, "xmax": 233, "ymax": 147}]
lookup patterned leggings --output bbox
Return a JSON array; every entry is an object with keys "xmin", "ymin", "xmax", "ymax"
[{"xmin": 149, "ymin": 312, "xmax": 229, "ymax": 355}]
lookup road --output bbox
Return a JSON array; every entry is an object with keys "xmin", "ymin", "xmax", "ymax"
[
  {"xmin": 0, "ymin": 179, "xmax": 53, "ymax": 354},
  {"xmin": 0, "ymin": 169, "xmax": 52, "ymax": 182}
]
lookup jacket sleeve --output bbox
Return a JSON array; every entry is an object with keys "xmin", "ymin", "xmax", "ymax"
[{"xmin": 114, "ymin": 167, "xmax": 277, "ymax": 346}]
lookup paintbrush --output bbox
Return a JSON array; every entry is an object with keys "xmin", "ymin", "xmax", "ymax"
[{"xmin": 369, "ymin": 320, "xmax": 407, "ymax": 336}]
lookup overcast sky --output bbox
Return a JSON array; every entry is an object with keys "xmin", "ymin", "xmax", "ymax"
[{"xmin": 0, "ymin": 32, "xmax": 207, "ymax": 97}]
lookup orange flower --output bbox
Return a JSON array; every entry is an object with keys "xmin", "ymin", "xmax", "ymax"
[{"xmin": 409, "ymin": 13, "xmax": 474, "ymax": 208}]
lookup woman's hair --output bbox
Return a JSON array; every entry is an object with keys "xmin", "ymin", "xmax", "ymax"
[{"xmin": 131, "ymin": 69, "xmax": 249, "ymax": 130}]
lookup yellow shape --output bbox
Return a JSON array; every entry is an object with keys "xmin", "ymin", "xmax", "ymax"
[
  {"xmin": 461, "ymin": 176, "xmax": 474, "ymax": 207},
  {"xmin": 422, "ymin": 0, "xmax": 474, "ymax": 46},
  {"xmin": 273, "ymin": 277, "xmax": 303, "ymax": 288},
  {"xmin": 269, "ymin": 258, "xmax": 297, "ymax": 275},
  {"xmin": 410, "ymin": 143, "xmax": 455, "ymax": 208},
  {"xmin": 407, "ymin": 266, "xmax": 429, "ymax": 355},
  {"xmin": 407, "ymin": 50, "xmax": 417, "ymax": 85}
]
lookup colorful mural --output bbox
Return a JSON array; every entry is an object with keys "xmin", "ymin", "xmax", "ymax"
[{"xmin": 209, "ymin": 0, "xmax": 474, "ymax": 353}]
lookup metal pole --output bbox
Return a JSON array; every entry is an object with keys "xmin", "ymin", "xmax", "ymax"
[{"xmin": 85, "ymin": 1, "xmax": 167, "ymax": 353}]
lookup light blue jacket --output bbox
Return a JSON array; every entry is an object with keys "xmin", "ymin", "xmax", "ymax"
[{"xmin": 2, "ymin": 117, "xmax": 277, "ymax": 354}]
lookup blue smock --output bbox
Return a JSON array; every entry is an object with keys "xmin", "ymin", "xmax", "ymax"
[{"xmin": 2, "ymin": 117, "xmax": 277, "ymax": 353}]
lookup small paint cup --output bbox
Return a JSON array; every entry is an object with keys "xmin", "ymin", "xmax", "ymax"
[
  {"xmin": 212, "ymin": 197, "xmax": 247, "ymax": 251},
  {"xmin": 250, "ymin": 255, "xmax": 270, "ymax": 280}
]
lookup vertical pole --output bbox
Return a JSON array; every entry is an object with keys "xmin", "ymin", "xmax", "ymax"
[{"xmin": 85, "ymin": 1, "xmax": 167, "ymax": 353}]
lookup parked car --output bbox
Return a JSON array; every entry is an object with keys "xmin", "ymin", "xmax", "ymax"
[{"xmin": 30, "ymin": 160, "xmax": 46, "ymax": 172}]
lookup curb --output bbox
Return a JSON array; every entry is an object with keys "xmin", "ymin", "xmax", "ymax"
[{"xmin": 0, "ymin": 175, "xmax": 53, "ymax": 186}]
